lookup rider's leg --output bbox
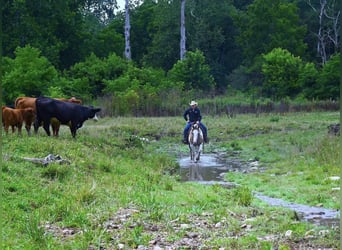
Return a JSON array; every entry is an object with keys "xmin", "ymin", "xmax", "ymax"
[
  {"xmin": 200, "ymin": 123, "xmax": 208, "ymax": 142},
  {"xmin": 183, "ymin": 122, "xmax": 191, "ymax": 143}
]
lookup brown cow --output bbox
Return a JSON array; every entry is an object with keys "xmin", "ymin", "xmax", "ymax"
[
  {"xmin": 14, "ymin": 96, "xmax": 83, "ymax": 136},
  {"xmin": 2, "ymin": 106, "xmax": 35, "ymax": 135},
  {"xmin": 14, "ymin": 97, "xmax": 37, "ymax": 135}
]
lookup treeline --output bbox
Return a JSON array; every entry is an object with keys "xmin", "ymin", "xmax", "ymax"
[{"xmin": 1, "ymin": 0, "xmax": 340, "ymax": 116}]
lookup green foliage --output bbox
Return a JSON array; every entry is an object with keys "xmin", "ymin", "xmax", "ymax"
[
  {"xmin": 316, "ymin": 53, "xmax": 340, "ymax": 100},
  {"xmin": 186, "ymin": 0, "xmax": 241, "ymax": 91},
  {"xmin": 261, "ymin": 48, "xmax": 303, "ymax": 99},
  {"xmin": 3, "ymin": 0, "xmax": 90, "ymax": 69},
  {"xmin": 235, "ymin": 0, "xmax": 307, "ymax": 63},
  {"xmin": 66, "ymin": 52, "xmax": 128, "ymax": 100},
  {"xmin": 168, "ymin": 49, "xmax": 215, "ymax": 92},
  {"xmin": 2, "ymin": 1, "xmax": 339, "ymax": 104},
  {"xmin": 103, "ymin": 64, "xmax": 184, "ymax": 115},
  {"xmin": 2, "ymin": 45, "xmax": 58, "ymax": 103},
  {"xmin": 299, "ymin": 62, "xmax": 319, "ymax": 99}
]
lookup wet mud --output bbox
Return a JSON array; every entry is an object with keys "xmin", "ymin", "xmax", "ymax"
[{"xmin": 178, "ymin": 154, "xmax": 340, "ymax": 228}]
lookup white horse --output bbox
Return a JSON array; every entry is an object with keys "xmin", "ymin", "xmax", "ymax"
[{"xmin": 188, "ymin": 123, "xmax": 204, "ymax": 163}]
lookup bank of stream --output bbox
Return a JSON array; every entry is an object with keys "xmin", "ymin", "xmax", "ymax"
[{"xmin": 178, "ymin": 154, "xmax": 339, "ymax": 229}]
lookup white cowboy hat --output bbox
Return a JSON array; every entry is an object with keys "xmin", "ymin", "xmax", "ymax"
[{"xmin": 189, "ymin": 101, "xmax": 198, "ymax": 106}]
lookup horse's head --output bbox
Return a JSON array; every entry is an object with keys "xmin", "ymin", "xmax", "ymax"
[
  {"xmin": 192, "ymin": 123, "xmax": 199, "ymax": 129},
  {"xmin": 189, "ymin": 123, "xmax": 203, "ymax": 145}
]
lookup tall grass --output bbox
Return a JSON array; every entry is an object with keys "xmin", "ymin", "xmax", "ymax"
[{"xmin": 2, "ymin": 112, "xmax": 339, "ymax": 249}]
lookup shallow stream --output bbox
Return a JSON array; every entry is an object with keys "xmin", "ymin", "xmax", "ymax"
[{"xmin": 178, "ymin": 154, "xmax": 339, "ymax": 228}]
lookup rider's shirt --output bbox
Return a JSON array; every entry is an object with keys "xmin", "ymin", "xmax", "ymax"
[{"xmin": 183, "ymin": 107, "xmax": 202, "ymax": 123}]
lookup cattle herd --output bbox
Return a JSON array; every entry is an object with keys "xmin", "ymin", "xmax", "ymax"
[{"xmin": 2, "ymin": 96, "xmax": 101, "ymax": 138}]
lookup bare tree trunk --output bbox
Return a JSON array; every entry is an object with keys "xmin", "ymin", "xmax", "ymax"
[
  {"xmin": 307, "ymin": 0, "xmax": 340, "ymax": 65},
  {"xmin": 124, "ymin": 0, "xmax": 131, "ymax": 60},
  {"xmin": 180, "ymin": 0, "xmax": 186, "ymax": 60}
]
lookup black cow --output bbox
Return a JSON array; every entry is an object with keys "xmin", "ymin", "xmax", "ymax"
[{"xmin": 35, "ymin": 96, "xmax": 101, "ymax": 138}]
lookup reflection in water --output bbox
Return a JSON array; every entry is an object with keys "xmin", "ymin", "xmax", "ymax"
[
  {"xmin": 178, "ymin": 154, "xmax": 340, "ymax": 228},
  {"xmin": 178, "ymin": 154, "xmax": 235, "ymax": 182},
  {"xmin": 188, "ymin": 164, "xmax": 203, "ymax": 181}
]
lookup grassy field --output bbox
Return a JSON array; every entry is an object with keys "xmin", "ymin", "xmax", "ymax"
[{"xmin": 2, "ymin": 112, "xmax": 340, "ymax": 249}]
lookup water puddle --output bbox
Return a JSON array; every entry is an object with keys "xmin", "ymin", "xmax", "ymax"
[
  {"xmin": 178, "ymin": 154, "xmax": 340, "ymax": 228},
  {"xmin": 254, "ymin": 193, "xmax": 339, "ymax": 228}
]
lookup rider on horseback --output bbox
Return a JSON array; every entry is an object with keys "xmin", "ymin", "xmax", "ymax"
[{"xmin": 182, "ymin": 100, "xmax": 208, "ymax": 144}]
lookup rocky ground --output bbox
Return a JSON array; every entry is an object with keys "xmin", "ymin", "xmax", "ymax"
[{"xmin": 43, "ymin": 207, "xmax": 339, "ymax": 249}]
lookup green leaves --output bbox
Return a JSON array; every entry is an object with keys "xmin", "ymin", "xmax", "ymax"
[
  {"xmin": 261, "ymin": 48, "xmax": 302, "ymax": 99},
  {"xmin": 2, "ymin": 45, "xmax": 58, "ymax": 103},
  {"xmin": 168, "ymin": 49, "xmax": 215, "ymax": 92}
]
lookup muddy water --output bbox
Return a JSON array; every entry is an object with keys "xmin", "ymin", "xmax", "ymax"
[{"xmin": 178, "ymin": 154, "xmax": 340, "ymax": 228}]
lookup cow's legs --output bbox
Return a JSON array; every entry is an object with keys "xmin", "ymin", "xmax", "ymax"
[
  {"xmin": 4, "ymin": 125, "xmax": 9, "ymax": 134},
  {"xmin": 25, "ymin": 123, "xmax": 31, "ymax": 136},
  {"xmin": 34, "ymin": 119, "xmax": 40, "ymax": 134},
  {"xmin": 70, "ymin": 124, "xmax": 77, "ymax": 138},
  {"xmin": 51, "ymin": 123, "xmax": 59, "ymax": 136},
  {"xmin": 18, "ymin": 124, "xmax": 23, "ymax": 135},
  {"xmin": 42, "ymin": 120, "xmax": 51, "ymax": 136}
]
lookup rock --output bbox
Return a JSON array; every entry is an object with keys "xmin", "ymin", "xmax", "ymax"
[
  {"xmin": 215, "ymin": 222, "xmax": 222, "ymax": 228},
  {"xmin": 285, "ymin": 230, "xmax": 292, "ymax": 237},
  {"xmin": 328, "ymin": 176, "xmax": 340, "ymax": 181},
  {"xmin": 319, "ymin": 230, "xmax": 330, "ymax": 237},
  {"xmin": 152, "ymin": 246, "xmax": 163, "ymax": 250},
  {"xmin": 180, "ymin": 224, "xmax": 190, "ymax": 229}
]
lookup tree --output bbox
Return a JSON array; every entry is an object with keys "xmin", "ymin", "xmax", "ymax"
[
  {"xmin": 2, "ymin": 46, "xmax": 58, "ymax": 104},
  {"xmin": 141, "ymin": 0, "xmax": 181, "ymax": 70},
  {"xmin": 315, "ymin": 53, "xmax": 340, "ymax": 99},
  {"xmin": 66, "ymin": 52, "xmax": 128, "ymax": 100},
  {"xmin": 82, "ymin": 0, "xmax": 118, "ymax": 25},
  {"xmin": 298, "ymin": 62, "xmax": 319, "ymax": 99},
  {"xmin": 235, "ymin": 0, "xmax": 307, "ymax": 64},
  {"xmin": 305, "ymin": 0, "xmax": 340, "ymax": 65},
  {"xmin": 168, "ymin": 49, "xmax": 215, "ymax": 93},
  {"xmin": 2, "ymin": 0, "xmax": 92, "ymax": 69},
  {"xmin": 124, "ymin": 0, "xmax": 132, "ymax": 60},
  {"xmin": 261, "ymin": 48, "xmax": 303, "ymax": 99},
  {"xmin": 185, "ymin": 0, "xmax": 242, "ymax": 92},
  {"xmin": 180, "ymin": 0, "xmax": 186, "ymax": 60}
]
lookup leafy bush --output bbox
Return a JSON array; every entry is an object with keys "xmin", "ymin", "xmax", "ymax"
[
  {"xmin": 168, "ymin": 49, "xmax": 216, "ymax": 92},
  {"xmin": 261, "ymin": 48, "xmax": 303, "ymax": 99},
  {"xmin": 2, "ymin": 45, "xmax": 58, "ymax": 103}
]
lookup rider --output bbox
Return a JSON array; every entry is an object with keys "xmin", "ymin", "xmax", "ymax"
[{"xmin": 182, "ymin": 100, "xmax": 208, "ymax": 144}]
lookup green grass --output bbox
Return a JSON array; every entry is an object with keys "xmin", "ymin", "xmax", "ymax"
[{"xmin": 2, "ymin": 112, "xmax": 340, "ymax": 249}]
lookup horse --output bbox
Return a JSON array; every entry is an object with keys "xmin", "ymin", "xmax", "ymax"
[{"xmin": 188, "ymin": 123, "xmax": 204, "ymax": 163}]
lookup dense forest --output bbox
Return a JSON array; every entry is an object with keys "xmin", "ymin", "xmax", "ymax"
[{"xmin": 1, "ymin": 0, "xmax": 340, "ymax": 116}]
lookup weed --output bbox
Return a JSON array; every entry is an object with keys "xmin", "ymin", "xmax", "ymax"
[
  {"xmin": 231, "ymin": 141, "xmax": 242, "ymax": 150},
  {"xmin": 270, "ymin": 116, "xmax": 280, "ymax": 122},
  {"xmin": 41, "ymin": 164, "xmax": 69, "ymax": 180},
  {"xmin": 24, "ymin": 212, "xmax": 46, "ymax": 245},
  {"xmin": 231, "ymin": 186, "xmax": 253, "ymax": 206}
]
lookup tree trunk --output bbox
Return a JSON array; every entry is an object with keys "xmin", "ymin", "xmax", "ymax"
[
  {"xmin": 180, "ymin": 0, "xmax": 186, "ymax": 60},
  {"xmin": 124, "ymin": 0, "xmax": 131, "ymax": 60},
  {"xmin": 307, "ymin": 0, "xmax": 340, "ymax": 65}
]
